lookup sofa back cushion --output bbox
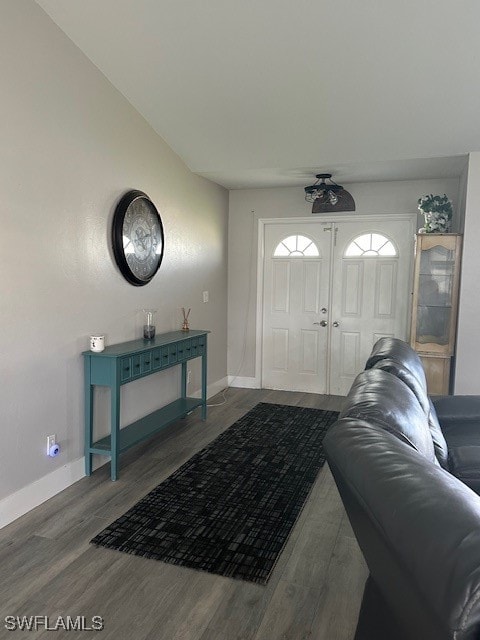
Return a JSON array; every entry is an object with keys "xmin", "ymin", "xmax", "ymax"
[
  {"xmin": 427, "ymin": 399, "xmax": 450, "ymax": 469},
  {"xmin": 370, "ymin": 358, "xmax": 450, "ymax": 469},
  {"xmin": 366, "ymin": 337, "xmax": 428, "ymax": 392},
  {"xmin": 340, "ymin": 369, "xmax": 437, "ymax": 463},
  {"xmin": 324, "ymin": 418, "xmax": 480, "ymax": 640},
  {"xmin": 370, "ymin": 358, "xmax": 430, "ymax": 413}
]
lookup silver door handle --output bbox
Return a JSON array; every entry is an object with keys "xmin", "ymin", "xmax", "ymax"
[
  {"xmin": 313, "ymin": 320, "xmax": 328, "ymax": 327},
  {"xmin": 332, "ymin": 321, "xmax": 340, "ymax": 327}
]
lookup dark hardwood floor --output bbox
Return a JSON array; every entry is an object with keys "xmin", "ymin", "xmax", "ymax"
[{"xmin": 0, "ymin": 388, "xmax": 367, "ymax": 640}]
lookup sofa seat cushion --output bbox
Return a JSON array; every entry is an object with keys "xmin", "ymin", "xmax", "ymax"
[
  {"xmin": 442, "ymin": 421, "xmax": 480, "ymax": 447},
  {"xmin": 448, "ymin": 446, "xmax": 480, "ymax": 494},
  {"xmin": 433, "ymin": 395, "xmax": 480, "ymax": 429},
  {"xmin": 340, "ymin": 369, "xmax": 437, "ymax": 463}
]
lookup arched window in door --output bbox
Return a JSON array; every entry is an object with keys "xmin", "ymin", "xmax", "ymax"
[
  {"xmin": 345, "ymin": 232, "xmax": 397, "ymax": 257},
  {"xmin": 273, "ymin": 235, "xmax": 320, "ymax": 257}
]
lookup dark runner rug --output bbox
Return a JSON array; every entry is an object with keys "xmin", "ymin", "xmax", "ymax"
[{"xmin": 91, "ymin": 402, "xmax": 338, "ymax": 584}]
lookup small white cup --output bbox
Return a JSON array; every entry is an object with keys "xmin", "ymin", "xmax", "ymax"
[{"xmin": 90, "ymin": 335, "xmax": 105, "ymax": 352}]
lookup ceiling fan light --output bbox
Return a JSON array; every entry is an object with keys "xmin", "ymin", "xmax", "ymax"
[
  {"xmin": 328, "ymin": 190, "xmax": 338, "ymax": 205},
  {"xmin": 304, "ymin": 172, "xmax": 356, "ymax": 213}
]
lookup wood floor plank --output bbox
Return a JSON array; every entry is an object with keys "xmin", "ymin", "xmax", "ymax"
[
  {"xmin": 34, "ymin": 552, "xmax": 165, "ymax": 640},
  {"xmin": 29, "ymin": 545, "xmax": 127, "ymax": 612},
  {"xmin": 143, "ymin": 571, "xmax": 229, "ymax": 640},
  {"xmin": 196, "ymin": 481, "xmax": 313, "ymax": 640},
  {"xmin": 309, "ymin": 514, "xmax": 368, "ymax": 640},
  {"xmin": 0, "ymin": 389, "xmax": 363, "ymax": 640},
  {"xmin": 0, "ymin": 517, "xmax": 111, "ymax": 615},
  {"xmin": 35, "ymin": 558, "xmax": 226, "ymax": 640},
  {"xmin": 261, "ymin": 390, "xmax": 305, "ymax": 406},
  {"xmin": 281, "ymin": 514, "xmax": 343, "ymax": 589},
  {"xmin": 253, "ymin": 579, "xmax": 321, "ymax": 640}
]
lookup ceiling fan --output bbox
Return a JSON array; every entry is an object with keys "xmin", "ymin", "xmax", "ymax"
[{"xmin": 304, "ymin": 173, "xmax": 355, "ymax": 213}]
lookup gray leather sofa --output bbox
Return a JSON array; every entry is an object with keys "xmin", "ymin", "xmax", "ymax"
[{"xmin": 324, "ymin": 338, "xmax": 480, "ymax": 640}]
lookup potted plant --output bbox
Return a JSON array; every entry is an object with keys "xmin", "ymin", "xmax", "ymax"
[{"xmin": 417, "ymin": 194, "xmax": 453, "ymax": 233}]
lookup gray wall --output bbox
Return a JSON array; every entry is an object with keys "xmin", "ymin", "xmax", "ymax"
[
  {"xmin": 0, "ymin": 2, "xmax": 228, "ymax": 501},
  {"xmin": 456, "ymin": 152, "xmax": 480, "ymax": 393},
  {"xmin": 228, "ymin": 178, "xmax": 461, "ymax": 381}
]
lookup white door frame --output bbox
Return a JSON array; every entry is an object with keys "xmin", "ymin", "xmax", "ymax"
[{"xmin": 256, "ymin": 213, "xmax": 417, "ymax": 390}]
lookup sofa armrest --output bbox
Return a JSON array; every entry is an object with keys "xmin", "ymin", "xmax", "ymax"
[
  {"xmin": 324, "ymin": 418, "xmax": 480, "ymax": 640},
  {"xmin": 432, "ymin": 395, "xmax": 480, "ymax": 428}
]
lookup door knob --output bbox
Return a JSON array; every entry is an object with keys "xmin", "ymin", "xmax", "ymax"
[
  {"xmin": 332, "ymin": 321, "xmax": 340, "ymax": 327},
  {"xmin": 313, "ymin": 320, "xmax": 328, "ymax": 327}
]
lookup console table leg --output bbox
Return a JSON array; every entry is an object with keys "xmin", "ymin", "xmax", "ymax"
[
  {"xmin": 201, "ymin": 352, "xmax": 207, "ymax": 421},
  {"xmin": 84, "ymin": 383, "xmax": 93, "ymax": 476},
  {"xmin": 181, "ymin": 361, "xmax": 187, "ymax": 399},
  {"xmin": 110, "ymin": 385, "xmax": 120, "ymax": 481}
]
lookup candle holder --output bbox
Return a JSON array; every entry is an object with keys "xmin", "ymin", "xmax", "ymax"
[
  {"xmin": 181, "ymin": 307, "xmax": 191, "ymax": 332},
  {"xmin": 143, "ymin": 309, "xmax": 156, "ymax": 340},
  {"xmin": 90, "ymin": 335, "xmax": 105, "ymax": 352}
]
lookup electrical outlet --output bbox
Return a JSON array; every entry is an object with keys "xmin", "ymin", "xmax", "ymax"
[
  {"xmin": 187, "ymin": 370, "xmax": 192, "ymax": 385},
  {"xmin": 202, "ymin": 291, "xmax": 209, "ymax": 303},
  {"xmin": 47, "ymin": 434, "xmax": 56, "ymax": 454}
]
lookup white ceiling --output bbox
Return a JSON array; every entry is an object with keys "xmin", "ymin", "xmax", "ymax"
[{"xmin": 36, "ymin": 0, "xmax": 479, "ymax": 189}]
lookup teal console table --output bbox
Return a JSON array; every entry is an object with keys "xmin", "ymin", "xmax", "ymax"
[{"xmin": 83, "ymin": 330, "xmax": 209, "ymax": 481}]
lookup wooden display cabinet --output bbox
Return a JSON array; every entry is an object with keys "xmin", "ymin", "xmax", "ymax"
[{"xmin": 410, "ymin": 233, "xmax": 462, "ymax": 395}]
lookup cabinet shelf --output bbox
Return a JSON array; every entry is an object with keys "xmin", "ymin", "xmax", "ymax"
[
  {"xmin": 420, "ymin": 266, "xmax": 454, "ymax": 272},
  {"xmin": 417, "ymin": 304, "xmax": 452, "ymax": 309}
]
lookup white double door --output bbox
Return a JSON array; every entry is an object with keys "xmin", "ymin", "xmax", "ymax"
[{"xmin": 262, "ymin": 217, "xmax": 414, "ymax": 395}]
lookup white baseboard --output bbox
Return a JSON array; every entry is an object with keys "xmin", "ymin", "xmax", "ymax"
[
  {"xmin": 228, "ymin": 375, "xmax": 261, "ymax": 389},
  {"xmin": 0, "ymin": 376, "xmax": 230, "ymax": 531},
  {"xmin": 190, "ymin": 376, "xmax": 229, "ymax": 399},
  {"xmin": 0, "ymin": 457, "xmax": 86, "ymax": 530}
]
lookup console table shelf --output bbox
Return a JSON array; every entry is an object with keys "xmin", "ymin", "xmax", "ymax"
[
  {"xmin": 83, "ymin": 330, "xmax": 209, "ymax": 480},
  {"xmin": 91, "ymin": 397, "xmax": 204, "ymax": 454}
]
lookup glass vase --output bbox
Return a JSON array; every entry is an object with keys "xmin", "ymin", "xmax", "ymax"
[{"xmin": 143, "ymin": 309, "xmax": 156, "ymax": 340}]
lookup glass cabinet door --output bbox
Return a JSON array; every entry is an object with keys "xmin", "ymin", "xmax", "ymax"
[
  {"xmin": 416, "ymin": 244, "xmax": 454, "ymax": 346},
  {"xmin": 411, "ymin": 234, "xmax": 462, "ymax": 356}
]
